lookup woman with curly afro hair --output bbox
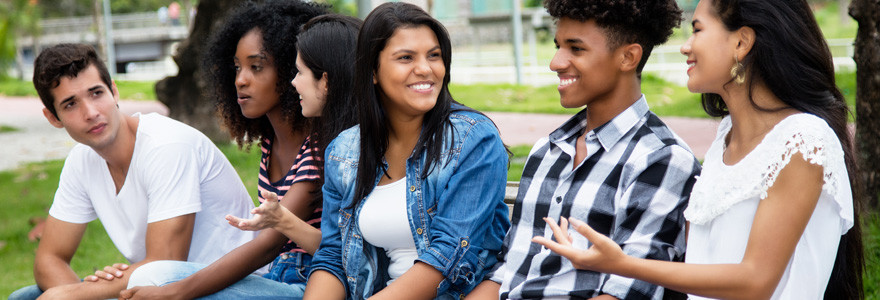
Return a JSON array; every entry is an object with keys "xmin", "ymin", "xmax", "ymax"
[
  {"xmin": 114, "ymin": 1, "xmax": 331, "ymax": 299},
  {"xmin": 534, "ymin": 0, "xmax": 865, "ymax": 300}
]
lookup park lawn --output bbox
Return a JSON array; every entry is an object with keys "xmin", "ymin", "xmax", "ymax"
[
  {"xmin": 450, "ymin": 74, "xmax": 704, "ymax": 117},
  {"xmin": 0, "ymin": 77, "xmax": 155, "ymax": 101},
  {"xmin": 2, "ymin": 69, "xmax": 856, "ymax": 119},
  {"xmin": 0, "ymin": 125, "xmax": 20, "ymax": 133},
  {"xmin": 0, "ymin": 142, "xmax": 531, "ymax": 297},
  {"xmin": 1, "ymin": 142, "xmax": 878, "ymax": 298}
]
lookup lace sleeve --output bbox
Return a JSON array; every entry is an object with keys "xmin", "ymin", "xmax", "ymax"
[
  {"xmin": 756, "ymin": 115, "xmax": 853, "ymax": 233},
  {"xmin": 684, "ymin": 114, "xmax": 853, "ymax": 231}
]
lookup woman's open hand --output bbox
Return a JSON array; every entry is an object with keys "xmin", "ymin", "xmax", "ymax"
[
  {"xmin": 531, "ymin": 217, "xmax": 627, "ymax": 273},
  {"xmin": 225, "ymin": 191, "xmax": 289, "ymax": 231}
]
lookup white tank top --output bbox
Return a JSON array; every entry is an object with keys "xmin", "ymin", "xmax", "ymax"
[{"xmin": 359, "ymin": 177, "xmax": 418, "ymax": 284}]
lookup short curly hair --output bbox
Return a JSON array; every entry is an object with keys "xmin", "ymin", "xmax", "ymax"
[
  {"xmin": 203, "ymin": 0, "xmax": 329, "ymax": 147},
  {"xmin": 544, "ymin": 0, "xmax": 682, "ymax": 74}
]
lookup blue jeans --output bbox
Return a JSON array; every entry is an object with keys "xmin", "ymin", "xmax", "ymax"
[
  {"xmin": 7, "ymin": 284, "xmax": 42, "ymax": 300},
  {"xmin": 128, "ymin": 253, "xmax": 310, "ymax": 299}
]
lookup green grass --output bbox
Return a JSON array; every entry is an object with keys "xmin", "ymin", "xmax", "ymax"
[
  {"xmin": 451, "ymin": 74, "xmax": 703, "ymax": 118},
  {"xmin": 1, "ymin": 141, "xmax": 879, "ymax": 298},
  {"xmin": 0, "ymin": 125, "xmax": 20, "ymax": 133},
  {"xmin": 507, "ymin": 144, "xmax": 532, "ymax": 182},
  {"xmin": 0, "ymin": 77, "xmax": 156, "ymax": 101},
  {"xmin": 0, "ymin": 143, "xmax": 261, "ymax": 298}
]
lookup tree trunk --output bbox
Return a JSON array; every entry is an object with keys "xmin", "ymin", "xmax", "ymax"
[
  {"xmin": 155, "ymin": 0, "xmax": 245, "ymax": 143},
  {"xmin": 849, "ymin": 0, "xmax": 880, "ymax": 210},
  {"xmin": 92, "ymin": 0, "xmax": 106, "ymax": 61}
]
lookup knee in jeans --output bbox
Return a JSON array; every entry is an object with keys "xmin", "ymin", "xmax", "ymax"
[{"xmin": 127, "ymin": 260, "xmax": 192, "ymax": 288}]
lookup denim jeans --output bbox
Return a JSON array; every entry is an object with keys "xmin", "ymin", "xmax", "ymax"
[
  {"xmin": 128, "ymin": 253, "xmax": 310, "ymax": 299},
  {"xmin": 7, "ymin": 284, "xmax": 42, "ymax": 300}
]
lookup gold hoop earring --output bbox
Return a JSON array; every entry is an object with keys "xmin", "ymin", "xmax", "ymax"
[{"xmin": 730, "ymin": 54, "xmax": 745, "ymax": 84}]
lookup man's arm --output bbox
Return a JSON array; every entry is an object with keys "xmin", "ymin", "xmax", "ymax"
[
  {"xmin": 121, "ymin": 182, "xmax": 318, "ymax": 300},
  {"xmin": 34, "ymin": 216, "xmax": 87, "ymax": 290},
  {"xmin": 38, "ymin": 214, "xmax": 195, "ymax": 300}
]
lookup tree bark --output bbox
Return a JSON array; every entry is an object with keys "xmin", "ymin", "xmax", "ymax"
[
  {"xmin": 92, "ymin": 0, "xmax": 106, "ymax": 61},
  {"xmin": 154, "ymin": 0, "xmax": 244, "ymax": 143},
  {"xmin": 849, "ymin": 0, "xmax": 880, "ymax": 210}
]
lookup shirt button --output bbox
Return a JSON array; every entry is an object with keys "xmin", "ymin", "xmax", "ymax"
[
  {"xmin": 416, "ymin": 228, "xmax": 423, "ymax": 235},
  {"xmin": 460, "ymin": 240, "xmax": 468, "ymax": 247},
  {"xmin": 410, "ymin": 185, "xmax": 416, "ymax": 192}
]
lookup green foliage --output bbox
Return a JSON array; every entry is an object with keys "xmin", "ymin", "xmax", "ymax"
[
  {"xmin": 811, "ymin": 1, "xmax": 858, "ymax": 39},
  {"xmin": 0, "ymin": 0, "xmax": 40, "ymax": 76},
  {"xmin": 313, "ymin": 0, "xmax": 357, "ymax": 17},
  {"xmin": 37, "ymin": 0, "xmax": 188, "ymax": 17}
]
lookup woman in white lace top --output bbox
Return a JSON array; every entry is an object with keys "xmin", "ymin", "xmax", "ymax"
[{"xmin": 532, "ymin": 0, "xmax": 865, "ymax": 299}]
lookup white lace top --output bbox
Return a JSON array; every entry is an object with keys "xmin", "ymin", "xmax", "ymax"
[{"xmin": 683, "ymin": 114, "xmax": 853, "ymax": 300}]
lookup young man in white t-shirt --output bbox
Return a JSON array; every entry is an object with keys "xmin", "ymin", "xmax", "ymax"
[{"xmin": 8, "ymin": 43, "xmax": 258, "ymax": 300}]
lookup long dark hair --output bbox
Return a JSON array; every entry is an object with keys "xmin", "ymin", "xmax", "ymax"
[
  {"xmin": 203, "ymin": 0, "xmax": 328, "ymax": 147},
  {"xmin": 296, "ymin": 14, "xmax": 362, "ymax": 190},
  {"xmin": 704, "ymin": 0, "xmax": 864, "ymax": 298},
  {"xmin": 351, "ymin": 2, "xmax": 466, "ymax": 207}
]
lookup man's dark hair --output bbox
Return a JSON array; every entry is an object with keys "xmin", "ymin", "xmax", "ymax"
[
  {"xmin": 543, "ymin": 0, "xmax": 682, "ymax": 75},
  {"xmin": 33, "ymin": 43, "xmax": 114, "ymax": 118}
]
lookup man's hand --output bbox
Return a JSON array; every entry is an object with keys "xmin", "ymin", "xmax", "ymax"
[
  {"xmin": 84, "ymin": 263, "xmax": 129, "ymax": 282},
  {"xmin": 226, "ymin": 191, "xmax": 288, "ymax": 231}
]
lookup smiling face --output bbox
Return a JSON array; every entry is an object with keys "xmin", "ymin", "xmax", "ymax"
[
  {"xmin": 291, "ymin": 52, "xmax": 328, "ymax": 118},
  {"xmin": 374, "ymin": 25, "xmax": 445, "ymax": 119},
  {"xmin": 680, "ymin": 0, "xmax": 738, "ymax": 94},
  {"xmin": 549, "ymin": 17, "xmax": 623, "ymax": 109},
  {"xmin": 234, "ymin": 29, "xmax": 282, "ymax": 119},
  {"xmin": 44, "ymin": 64, "xmax": 122, "ymax": 151}
]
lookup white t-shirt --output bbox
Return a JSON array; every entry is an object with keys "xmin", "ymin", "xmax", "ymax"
[
  {"xmin": 683, "ymin": 114, "xmax": 853, "ymax": 299},
  {"xmin": 359, "ymin": 177, "xmax": 418, "ymax": 284},
  {"xmin": 48, "ymin": 113, "xmax": 258, "ymax": 265}
]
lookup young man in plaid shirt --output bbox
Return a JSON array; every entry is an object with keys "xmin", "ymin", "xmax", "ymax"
[{"xmin": 468, "ymin": 0, "xmax": 700, "ymax": 299}]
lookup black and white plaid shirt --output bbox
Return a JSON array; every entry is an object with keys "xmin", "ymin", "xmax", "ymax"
[{"xmin": 489, "ymin": 96, "xmax": 701, "ymax": 300}]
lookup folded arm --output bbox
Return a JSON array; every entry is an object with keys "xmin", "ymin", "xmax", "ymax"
[{"xmin": 37, "ymin": 214, "xmax": 195, "ymax": 300}]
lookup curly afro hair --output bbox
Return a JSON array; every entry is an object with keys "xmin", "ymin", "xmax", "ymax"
[
  {"xmin": 544, "ymin": 0, "xmax": 682, "ymax": 74},
  {"xmin": 203, "ymin": 0, "xmax": 329, "ymax": 147}
]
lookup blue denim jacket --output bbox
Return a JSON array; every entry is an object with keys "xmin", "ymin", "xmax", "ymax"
[{"xmin": 310, "ymin": 108, "xmax": 510, "ymax": 300}]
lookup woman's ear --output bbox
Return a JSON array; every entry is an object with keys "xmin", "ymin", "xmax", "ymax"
[
  {"xmin": 321, "ymin": 72, "xmax": 329, "ymax": 93},
  {"xmin": 734, "ymin": 26, "xmax": 756, "ymax": 61}
]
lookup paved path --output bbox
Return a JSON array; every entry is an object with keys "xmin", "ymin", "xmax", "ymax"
[{"xmin": 0, "ymin": 96, "xmax": 718, "ymax": 172}]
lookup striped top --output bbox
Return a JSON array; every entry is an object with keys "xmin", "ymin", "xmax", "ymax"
[{"xmin": 258, "ymin": 136, "xmax": 321, "ymax": 254}]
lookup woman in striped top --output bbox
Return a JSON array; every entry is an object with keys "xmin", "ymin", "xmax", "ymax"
[{"xmin": 111, "ymin": 1, "xmax": 335, "ymax": 299}]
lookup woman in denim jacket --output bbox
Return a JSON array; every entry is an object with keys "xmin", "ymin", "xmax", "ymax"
[{"xmin": 304, "ymin": 3, "xmax": 510, "ymax": 300}]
